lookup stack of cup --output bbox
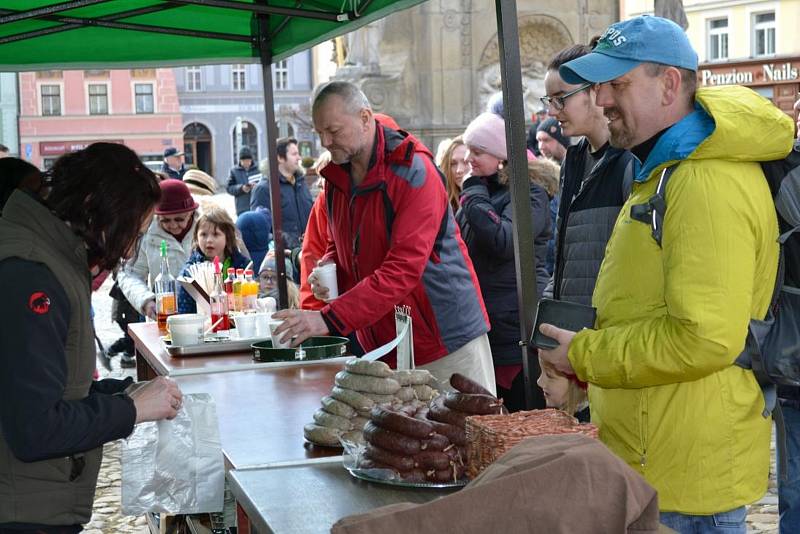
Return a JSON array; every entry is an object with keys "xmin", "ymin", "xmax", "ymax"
[{"xmin": 313, "ymin": 263, "xmax": 339, "ymax": 301}]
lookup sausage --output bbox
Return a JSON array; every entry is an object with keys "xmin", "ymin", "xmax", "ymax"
[
  {"xmin": 341, "ymin": 430, "xmax": 365, "ymax": 446},
  {"xmin": 351, "ymin": 416, "xmax": 369, "ymax": 430},
  {"xmin": 330, "ymin": 386, "xmax": 374, "ymax": 411},
  {"xmin": 427, "ymin": 468, "xmax": 456, "ymax": 483},
  {"xmin": 321, "ymin": 396, "xmax": 357, "ymax": 418},
  {"xmin": 370, "ymin": 405, "xmax": 435, "ymax": 439},
  {"xmin": 413, "ymin": 451, "xmax": 451, "ymax": 470},
  {"xmin": 303, "ymin": 423, "xmax": 343, "ymax": 448},
  {"xmin": 363, "ymin": 421, "xmax": 421, "ymax": 455},
  {"xmin": 398, "ymin": 468, "xmax": 427, "ymax": 483},
  {"xmin": 412, "ymin": 384, "xmax": 436, "ymax": 401},
  {"xmin": 426, "ymin": 419, "xmax": 467, "ymax": 445},
  {"xmin": 345, "ymin": 358, "xmax": 394, "ymax": 378},
  {"xmin": 364, "ymin": 443, "xmax": 416, "ymax": 471},
  {"xmin": 450, "ymin": 373, "xmax": 493, "ymax": 396},
  {"xmin": 414, "ymin": 407, "xmax": 430, "ymax": 421},
  {"xmin": 358, "ymin": 458, "xmax": 396, "ymax": 472},
  {"xmin": 313, "ymin": 409, "xmax": 353, "ymax": 431},
  {"xmin": 395, "ymin": 386, "xmax": 416, "ymax": 402},
  {"xmin": 443, "ymin": 392, "xmax": 503, "ymax": 415},
  {"xmin": 419, "ymin": 433, "xmax": 449, "ymax": 451},
  {"xmin": 362, "ymin": 392, "xmax": 398, "ymax": 404},
  {"xmin": 335, "ymin": 371, "xmax": 401, "ymax": 395},
  {"xmin": 428, "ymin": 395, "xmax": 468, "ymax": 428},
  {"xmin": 395, "ymin": 369, "xmax": 435, "ymax": 386}
]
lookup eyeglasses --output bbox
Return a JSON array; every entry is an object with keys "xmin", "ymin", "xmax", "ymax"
[{"xmin": 539, "ymin": 83, "xmax": 593, "ymax": 111}]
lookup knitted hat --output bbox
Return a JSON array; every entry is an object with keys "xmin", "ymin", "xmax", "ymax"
[
  {"xmin": 537, "ymin": 118, "xmax": 570, "ymax": 149},
  {"xmin": 155, "ymin": 179, "xmax": 199, "ymax": 215},
  {"xmin": 239, "ymin": 147, "xmax": 254, "ymax": 160},
  {"xmin": 182, "ymin": 169, "xmax": 217, "ymax": 196},
  {"xmin": 237, "ymin": 210, "xmax": 272, "ymax": 272},
  {"xmin": 463, "ymin": 112, "xmax": 507, "ymax": 160}
]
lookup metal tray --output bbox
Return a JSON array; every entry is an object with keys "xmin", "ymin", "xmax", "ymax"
[
  {"xmin": 162, "ymin": 332, "xmax": 270, "ymax": 357},
  {"xmin": 251, "ymin": 336, "xmax": 349, "ymax": 362},
  {"xmin": 345, "ymin": 466, "xmax": 467, "ymax": 489}
]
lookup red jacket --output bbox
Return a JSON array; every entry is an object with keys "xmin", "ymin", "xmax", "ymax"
[{"xmin": 320, "ymin": 124, "xmax": 489, "ymax": 367}]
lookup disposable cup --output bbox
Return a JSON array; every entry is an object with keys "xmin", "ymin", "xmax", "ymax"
[
  {"xmin": 254, "ymin": 312, "xmax": 272, "ymax": 337},
  {"xmin": 313, "ymin": 263, "xmax": 339, "ymax": 300},
  {"xmin": 269, "ymin": 319, "xmax": 292, "ymax": 349},
  {"xmin": 234, "ymin": 314, "xmax": 257, "ymax": 339},
  {"xmin": 167, "ymin": 314, "xmax": 205, "ymax": 346}
]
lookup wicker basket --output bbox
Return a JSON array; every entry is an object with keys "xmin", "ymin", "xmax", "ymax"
[{"xmin": 465, "ymin": 409, "xmax": 599, "ymax": 478}]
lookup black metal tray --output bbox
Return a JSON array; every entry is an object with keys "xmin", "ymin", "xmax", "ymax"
[{"xmin": 251, "ymin": 336, "xmax": 350, "ymax": 362}]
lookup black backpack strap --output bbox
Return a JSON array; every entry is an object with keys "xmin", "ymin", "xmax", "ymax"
[{"xmin": 629, "ymin": 165, "xmax": 678, "ymax": 247}]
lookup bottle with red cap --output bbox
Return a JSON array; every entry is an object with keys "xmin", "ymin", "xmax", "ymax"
[{"xmin": 224, "ymin": 267, "xmax": 235, "ymax": 312}]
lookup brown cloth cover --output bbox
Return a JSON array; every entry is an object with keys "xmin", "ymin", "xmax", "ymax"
[{"xmin": 332, "ymin": 434, "xmax": 665, "ymax": 534}]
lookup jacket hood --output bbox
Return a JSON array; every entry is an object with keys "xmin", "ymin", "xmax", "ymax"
[{"xmin": 637, "ymin": 85, "xmax": 795, "ymax": 181}]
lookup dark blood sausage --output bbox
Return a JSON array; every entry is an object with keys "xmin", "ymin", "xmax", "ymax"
[
  {"xmin": 426, "ymin": 419, "xmax": 467, "ymax": 446},
  {"xmin": 363, "ymin": 421, "xmax": 421, "ymax": 455},
  {"xmin": 413, "ymin": 451, "xmax": 451, "ymax": 470},
  {"xmin": 359, "ymin": 458, "xmax": 397, "ymax": 472},
  {"xmin": 398, "ymin": 469, "xmax": 427, "ymax": 483},
  {"xmin": 414, "ymin": 407, "xmax": 430, "ymax": 421},
  {"xmin": 419, "ymin": 433, "xmax": 449, "ymax": 451},
  {"xmin": 364, "ymin": 444, "xmax": 416, "ymax": 471},
  {"xmin": 450, "ymin": 373, "xmax": 493, "ymax": 396},
  {"xmin": 427, "ymin": 468, "xmax": 456, "ymax": 483},
  {"xmin": 444, "ymin": 392, "xmax": 503, "ymax": 415},
  {"xmin": 370, "ymin": 405, "xmax": 434, "ymax": 439},
  {"xmin": 428, "ymin": 395, "xmax": 468, "ymax": 428}
]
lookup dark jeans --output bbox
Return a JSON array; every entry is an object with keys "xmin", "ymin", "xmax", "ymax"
[
  {"xmin": 779, "ymin": 399, "xmax": 800, "ymax": 533},
  {"xmin": 660, "ymin": 506, "xmax": 746, "ymax": 534}
]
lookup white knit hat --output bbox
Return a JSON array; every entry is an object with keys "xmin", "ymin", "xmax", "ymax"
[{"xmin": 463, "ymin": 112, "xmax": 507, "ymax": 160}]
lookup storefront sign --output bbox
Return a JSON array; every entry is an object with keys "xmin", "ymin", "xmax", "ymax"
[
  {"xmin": 39, "ymin": 139, "xmax": 123, "ymax": 156},
  {"xmin": 701, "ymin": 61, "xmax": 800, "ymax": 86}
]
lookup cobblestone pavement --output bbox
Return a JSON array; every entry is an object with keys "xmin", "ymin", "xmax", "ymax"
[{"xmin": 88, "ymin": 275, "xmax": 780, "ymax": 533}]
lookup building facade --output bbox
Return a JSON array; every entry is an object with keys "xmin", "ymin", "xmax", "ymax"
[
  {"xmin": 174, "ymin": 51, "xmax": 315, "ymax": 185},
  {"xmin": 624, "ymin": 0, "xmax": 800, "ymax": 115},
  {"xmin": 17, "ymin": 69, "xmax": 183, "ymax": 170},
  {"xmin": 0, "ymin": 73, "xmax": 19, "ymax": 157}
]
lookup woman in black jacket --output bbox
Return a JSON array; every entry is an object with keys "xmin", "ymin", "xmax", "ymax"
[{"xmin": 457, "ymin": 110, "xmax": 552, "ymax": 411}]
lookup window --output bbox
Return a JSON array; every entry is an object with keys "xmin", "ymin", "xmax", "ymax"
[
  {"xmin": 186, "ymin": 67, "xmax": 202, "ymax": 92},
  {"xmin": 753, "ymin": 12, "xmax": 776, "ymax": 57},
  {"xmin": 274, "ymin": 60, "xmax": 289, "ymax": 90},
  {"xmin": 232, "ymin": 64, "xmax": 246, "ymax": 91},
  {"xmin": 88, "ymin": 84, "xmax": 108, "ymax": 115},
  {"xmin": 707, "ymin": 18, "xmax": 728, "ymax": 61},
  {"xmin": 41, "ymin": 84, "xmax": 61, "ymax": 116},
  {"xmin": 135, "ymin": 83, "xmax": 154, "ymax": 114}
]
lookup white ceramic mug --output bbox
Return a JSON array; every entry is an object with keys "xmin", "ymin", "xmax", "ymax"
[{"xmin": 166, "ymin": 314, "xmax": 205, "ymax": 346}]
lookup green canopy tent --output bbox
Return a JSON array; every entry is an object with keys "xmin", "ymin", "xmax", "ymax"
[{"xmin": 0, "ymin": 0, "xmax": 544, "ymax": 407}]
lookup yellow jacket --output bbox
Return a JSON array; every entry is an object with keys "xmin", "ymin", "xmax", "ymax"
[{"xmin": 569, "ymin": 86, "xmax": 795, "ymax": 514}]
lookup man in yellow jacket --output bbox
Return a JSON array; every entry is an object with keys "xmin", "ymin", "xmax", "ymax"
[{"xmin": 539, "ymin": 15, "xmax": 796, "ymax": 532}]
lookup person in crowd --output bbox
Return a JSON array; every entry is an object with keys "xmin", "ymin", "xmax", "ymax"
[
  {"xmin": 0, "ymin": 142, "xmax": 183, "ymax": 532},
  {"xmin": 527, "ymin": 158, "xmax": 560, "ymax": 201},
  {"xmin": 161, "ymin": 147, "xmax": 186, "ymax": 180},
  {"xmin": 0, "ymin": 143, "xmax": 9, "ymax": 158},
  {"xmin": 457, "ymin": 109, "xmax": 551, "ymax": 411},
  {"xmin": 536, "ymin": 118, "xmax": 570, "ymax": 163},
  {"xmin": 539, "ymin": 16, "xmax": 795, "ymax": 532},
  {"xmin": 527, "ymin": 106, "xmax": 548, "ymax": 157},
  {"xmin": 114, "ymin": 180, "xmax": 199, "ymax": 366},
  {"xmin": 273, "ymin": 81, "xmax": 494, "ymax": 391},
  {"xmin": 250, "ymin": 137, "xmax": 313, "ymax": 249},
  {"xmin": 236, "ymin": 209, "xmax": 272, "ymax": 274},
  {"xmin": 0, "ymin": 157, "xmax": 39, "ymax": 214},
  {"xmin": 258, "ymin": 250, "xmax": 299, "ymax": 308},
  {"xmin": 778, "ymin": 95, "xmax": 800, "ymax": 534},
  {"xmin": 183, "ymin": 168, "xmax": 217, "ymax": 197},
  {"xmin": 537, "ymin": 356, "xmax": 588, "ymax": 422},
  {"xmin": 541, "ymin": 43, "xmax": 638, "ymax": 306},
  {"xmin": 177, "ymin": 207, "xmax": 249, "ymax": 314},
  {"xmin": 439, "ymin": 136, "xmax": 468, "ymax": 214},
  {"xmin": 226, "ymin": 147, "xmax": 260, "ymax": 216}
]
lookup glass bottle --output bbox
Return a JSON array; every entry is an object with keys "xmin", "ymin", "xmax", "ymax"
[
  {"xmin": 210, "ymin": 256, "xmax": 230, "ymax": 333},
  {"xmin": 154, "ymin": 240, "xmax": 176, "ymax": 336}
]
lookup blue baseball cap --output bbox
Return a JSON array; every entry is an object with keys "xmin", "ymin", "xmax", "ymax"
[{"xmin": 560, "ymin": 16, "xmax": 698, "ymax": 85}]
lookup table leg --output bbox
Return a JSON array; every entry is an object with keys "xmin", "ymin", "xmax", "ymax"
[
  {"xmin": 136, "ymin": 348, "xmax": 157, "ymax": 381},
  {"xmin": 236, "ymin": 502, "xmax": 251, "ymax": 534}
]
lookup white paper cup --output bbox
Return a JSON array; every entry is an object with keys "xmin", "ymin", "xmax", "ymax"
[
  {"xmin": 234, "ymin": 314, "xmax": 257, "ymax": 339},
  {"xmin": 313, "ymin": 263, "xmax": 339, "ymax": 300},
  {"xmin": 269, "ymin": 319, "xmax": 292, "ymax": 349},
  {"xmin": 253, "ymin": 312, "xmax": 272, "ymax": 337},
  {"xmin": 167, "ymin": 314, "xmax": 205, "ymax": 346}
]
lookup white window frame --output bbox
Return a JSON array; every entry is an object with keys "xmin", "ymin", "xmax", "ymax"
[
  {"xmin": 38, "ymin": 82, "xmax": 63, "ymax": 116},
  {"xmin": 133, "ymin": 82, "xmax": 155, "ymax": 114},
  {"xmin": 86, "ymin": 81, "xmax": 110, "ymax": 115},
  {"xmin": 232, "ymin": 64, "xmax": 246, "ymax": 91},
  {"xmin": 186, "ymin": 66, "xmax": 202, "ymax": 92},
  {"xmin": 273, "ymin": 60, "xmax": 289, "ymax": 90},
  {"xmin": 752, "ymin": 11, "xmax": 776, "ymax": 57},
  {"xmin": 707, "ymin": 17, "xmax": 728, "ymax": 62}
]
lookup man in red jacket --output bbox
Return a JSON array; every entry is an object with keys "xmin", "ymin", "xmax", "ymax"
[{"xmin": 275, "ymin": 81, "xmax": 494, "ymax": 391}]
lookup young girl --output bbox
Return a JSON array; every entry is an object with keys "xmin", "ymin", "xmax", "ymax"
[
  {"xmin": 177, "ymin": 207, "xmax": 250, "ymax": 313},
  {"xmin": 258, "ymin": 249, "xmax": 300, "ymax": 309},
  {"xmin": 537, "ymin": 357, "xmax": 589, "ymax": 422}
]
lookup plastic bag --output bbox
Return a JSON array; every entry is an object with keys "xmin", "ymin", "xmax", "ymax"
[{"xmin": 121, "ymin": 393, "xmax": 224, "ymax": 515}]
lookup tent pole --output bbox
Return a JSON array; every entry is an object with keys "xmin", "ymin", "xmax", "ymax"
[
  {"xmin": 494, "ymin": 0, "xmax": 544, "ymax": 409},
  {"xmin": 255, "ymin": 8, "xmax": 289, "ymax": 309}
]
